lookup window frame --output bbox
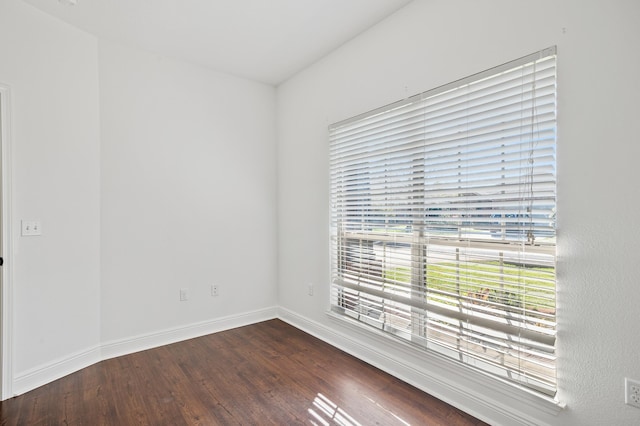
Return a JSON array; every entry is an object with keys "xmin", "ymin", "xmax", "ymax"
[{"xmin": 329, "ymin": 47, "xmax": 558, "ymax": 397}]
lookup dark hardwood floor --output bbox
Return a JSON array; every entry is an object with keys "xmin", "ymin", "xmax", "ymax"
[{"xmin": 0, "ymin": 319, "xmax": 487, "ymax": 425}]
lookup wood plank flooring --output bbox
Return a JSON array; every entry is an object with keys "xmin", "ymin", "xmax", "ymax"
[{"xmin": 0, "ymin": 319, "xmax": 487, "ymax": 425}]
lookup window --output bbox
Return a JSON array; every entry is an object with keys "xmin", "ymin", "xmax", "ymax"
[{"xmin": 329, "ymin": 47, "xmax": 557, "ymax": 397}]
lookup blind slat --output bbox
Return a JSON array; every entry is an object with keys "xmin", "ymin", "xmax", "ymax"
[{"xmin": 330, "ymin": 48, "xmax": 557, "ymax": 396}]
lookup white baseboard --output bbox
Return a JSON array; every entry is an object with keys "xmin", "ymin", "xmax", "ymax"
[
  {"xmin": 277, "ymin": 307, "xmax": 563, "ymax": 426},
  {"xmin": 13, "ymin": 345, "xmax": 101, "ymax": 396},
  {"xmin": 12, "ymin": 306, "xmax": 278, "ymax": 397},
  {"xmin": 101, "ymin": 307, "xmax": 278, "ymax": 361}
]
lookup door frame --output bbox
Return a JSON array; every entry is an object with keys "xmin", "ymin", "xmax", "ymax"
[{"xmin": 0, "ymin": 83, "xmax": 14, "ymax": 399}]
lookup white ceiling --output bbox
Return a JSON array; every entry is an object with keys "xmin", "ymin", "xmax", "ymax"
[{"xmin": 22, "ymin": 0, "xmax": 413, "ymax": 86}]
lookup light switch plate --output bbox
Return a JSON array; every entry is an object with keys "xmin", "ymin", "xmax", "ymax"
[{"xmin": 21, "ymin": 220, "xmax": 42, "ymax": 236}]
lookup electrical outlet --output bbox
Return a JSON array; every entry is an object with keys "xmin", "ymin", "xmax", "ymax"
[
  {"xmin": 211, "ymin": 284, "xmax": 219, "ymax": 297},
  {"xmin": 625, "ymin": 378, "xmax": 640, "ymax": 408},
  {"xmin": 307, "ymin": 283, "xmax": 314, "ymax": 296},
  {"xmin": 180, "ymin": 288, "xmax": 189, "ymax": 301}
]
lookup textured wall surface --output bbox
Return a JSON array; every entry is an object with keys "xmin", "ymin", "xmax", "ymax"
[{"xmin": 99, "ymin": 40, "xmax": 278, "ymax": 344}]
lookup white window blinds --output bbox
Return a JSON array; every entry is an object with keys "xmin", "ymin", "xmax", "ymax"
[{"xmin": 329, "ymin": 47, "xmax": 557, "ymax": 396}]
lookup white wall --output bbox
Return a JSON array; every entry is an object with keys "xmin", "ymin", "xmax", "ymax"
[
  {"xmin": 0, "ymin": 0, "xmax": 278, "ymax": 397},
  {"xmin": 0, "ymin": 0, "xmax": 101, "ymax": 394},
  {"xmin": 277, "ymin": 1, "xmax": 640, "ymax": 425},
  {"xmin": 99, "ymin": 41, "xmax": 278, "ymax": 350}
]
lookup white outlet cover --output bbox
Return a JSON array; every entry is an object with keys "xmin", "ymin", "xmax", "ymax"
[
  {"xmin": 179, "ymin": 288, "xmax": 189, "ymax": 301},
  {"xmin": 625, "ymin": 377, "xmax": 640, "ymax": 408}
]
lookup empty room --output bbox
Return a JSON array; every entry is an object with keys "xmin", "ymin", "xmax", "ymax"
[{"xmin": 0, "ymin": 0, "xmax": 639, "ymax": 425}]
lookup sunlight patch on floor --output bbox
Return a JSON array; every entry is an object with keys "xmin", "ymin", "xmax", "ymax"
[
  {"xmin": 308, "ymin": 393, "xmax": 362, "ymax": 426},
  {"xmin": 308, "ymin": 392, "xmax": 411, "ymax": 426}
]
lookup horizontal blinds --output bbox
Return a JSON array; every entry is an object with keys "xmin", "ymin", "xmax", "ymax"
[{"xmin": 329, "ymin": 48, "xmax": 557, "ymax": 396}]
